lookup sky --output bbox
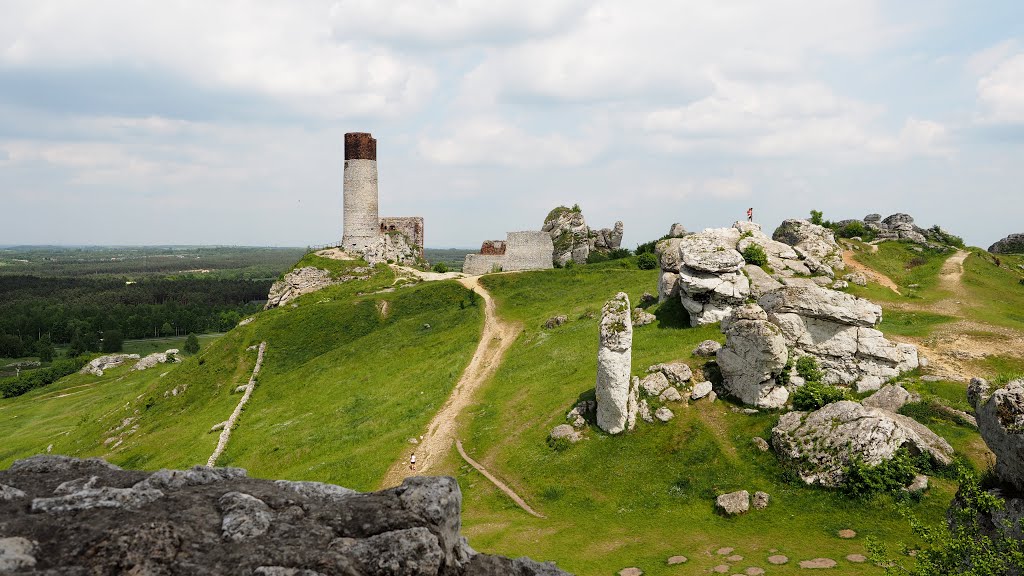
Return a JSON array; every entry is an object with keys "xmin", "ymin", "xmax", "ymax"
[{"xmin": 0, "ymin": 1, "xmax": 1022, "ymax": 249}]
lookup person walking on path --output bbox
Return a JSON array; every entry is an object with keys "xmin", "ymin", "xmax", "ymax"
[
  {"xmin": 409, "ymin": 453, "xmax": 417, "ymax": 471},
  {"xmin": 747, "ymin": 207, "xmax": 753, "ymax": 222}
]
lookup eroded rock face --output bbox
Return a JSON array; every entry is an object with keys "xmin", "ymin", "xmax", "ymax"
[
  {"xmin": 969, "ymin": 378, "xmax": 1024, "ymax": 491},
  {"xmin": 772, "ymin": 219, "xmax": 845, "ymax": 274},
  {"xmin": 0, "ymin": 456, "xmax": 570, "ymax": 576},
  {"xmin": 655, "ymin": 222, "xmax": 840, "ymax": 326},
  {"xmin": 542, "ymin": 206, "xmax": 623, "ymax": 266},
  {"xmin": 265, "ymin": 265, "xmax": 371, "ymax": 309},
  {"xmin": 596, "ymin": 293, "xmax": 635, "ymax": 435},
  {"xmin": 758, "ymin": 284, "xmax": 918, "ymax": 391},
  {"xmin": 772, "ymin": 401, "xmax": 954, "ymax": 487},
  {"xmin": 716, "ymin": 304, "xmax": 790, "ymax": 408},
  {"xmin": 989, "ymin": 233, "xmax": 1024, "ymax": 255}
]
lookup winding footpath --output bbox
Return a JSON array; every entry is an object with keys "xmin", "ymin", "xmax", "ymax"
[{"xmin": 379, "ymin": 277, "xmax": 522, "ymax": 493}]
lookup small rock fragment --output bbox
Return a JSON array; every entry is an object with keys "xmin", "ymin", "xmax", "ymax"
[
  {"xmin": 667, "ymin": 556, "xmax": 687, "ymax": 565},
  {"xmin": 799, "ymin": 558, "xmax": 838, "ymax": 569},
  {"xmin": 0, "ymin": 537, "xmax": 37, "ymax": 572},
  {"xmin": 751, "ymin": 437, "xmax": 770, "ymax": 452},
  {"xmin": 654, "ymin": 407, "xmax": 674, "ymax": 422},
  {"xmin": 752, "ymin": 491, "xmax": 770, "ymax": 510},
  {"xmin": 716, "ymin": 491, "xmax": 750, "ymax": 516},
  {"xmin": 691, "ymin": 381, "xmax": 714, "ymax": 400}
]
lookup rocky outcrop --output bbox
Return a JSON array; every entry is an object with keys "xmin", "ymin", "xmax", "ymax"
[
  {"xmin": 771, "ymin": 401, "xmax": 954, "ymax": 487},
  {"xmin": 989, "ymin": 233, "xmax": 1024, "ymax": 254},
  {"xmin": 862, "ymin": 384, "xmax": 920, "ymax": 412},
  {"xmin": 133, "ymin": 349, "xmax": 181, "ymax": 371},
  {"xmin": 836, "ymin": 213, "xmax": 962, "ymax": 247},
  {"xmin": 772, "ymin": 219, "xmax": 845, "ymax": 274},
  {"xmin": 758, "ymin": 284, "xmax": 918, "ymax": 392},
  {"xmin": 716, "ymin": 304, "xmax": 790, "ymax": 408},
  {"xmin": 79, "ymin": 354, "xmax": 141, "ymax": 377},
  {"xmin": 655, "ymin": 222, "xmax": 840, "ymax": 326},
  {"xmin": 542, "ymin": 206, "xmax": 623, "ymax": 266},
  {"xmin": 969, "ymin": 378, "xmax": 1024, "ymax": 491},
  {"xmin": 265, "ymin": 265, "xmax": 371, "ymax": 309},
  {"xmin": 595, "ymin": 293, "xmax": 636, "ymax": 435},
  {"xmin": 0, "ymin": 455, "xmax": 570, "ymax": 576}
]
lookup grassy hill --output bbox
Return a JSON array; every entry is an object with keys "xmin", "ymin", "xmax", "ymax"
[{"xmin": 2, "ymin": 243, "xmax": 1022, "ymax": 575}]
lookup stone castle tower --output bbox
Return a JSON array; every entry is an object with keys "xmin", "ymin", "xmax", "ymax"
[{"xmin": 342, "ymin": 132, "xmax": 380, "ymax": 253}]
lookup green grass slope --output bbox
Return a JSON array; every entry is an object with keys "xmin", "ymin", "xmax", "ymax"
[
  {"xmin": 446, "ymin": 260, "xmax": 982, "ymax": 576},
  {"xmin": 0, "ymin": 260, "xmax": 483, "ymax": 491}
]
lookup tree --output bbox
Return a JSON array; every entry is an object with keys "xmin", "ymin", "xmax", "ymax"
[
  {"xmin": 101, "ymin": 329, "xmax": 124, "ymax": 353},
  {"xmin": 183, "ymin": 333, "xmax": 200, "ymax": 355},
  {"xmin": 160, "ymin": 322, "xmax": 174, "ymax": 337},
  {"xmin": 809, "ymin": 210, "xmax": 824, "ymax": 226},
  {"xmin": 36, "ymin": 335, "xmax": 54, "ymax": 363}
]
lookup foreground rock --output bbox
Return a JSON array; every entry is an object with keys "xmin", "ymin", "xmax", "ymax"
[
  {"xmin": 0, "ymin": 455, "xmax": 570, "ymax": 576},
  {"xmin": 595, "ymin": 293, "xmax": 637, "ymax": 435},
  {"xmin": 989, "ymin": 233, "xmax": 1024, "ymax": 255},
  {"xmin": 969, "ymin": 378, "xmax": 1024, "ymax": 491},
  {"xmin": 772, "ymin": 401, "xmax": 953, "ymax": 487},
  {"xmin": 265, "ymin": 264, "xmax": 372, "ymax": 309}
]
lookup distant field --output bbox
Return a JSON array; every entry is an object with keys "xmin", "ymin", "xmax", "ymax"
[
  {"xmin": 424, "ymin": 248, "xmax": 475, "ymax": 272},
  {"xmin": 0, "ymin": 245, "xmax": 306, "ymax": 279}
]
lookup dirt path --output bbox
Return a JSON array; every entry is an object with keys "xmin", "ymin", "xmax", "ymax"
[
  {"xmin": 841, "ymin": 250, "xmax": 900, "ymax": 294},
  {"xmin": 380, "ymin": 276, "xmax": 521, "ymax": 488},
  {"xmin": 455, "ymin": 439, "xmax": 544, "ymax": 518}
]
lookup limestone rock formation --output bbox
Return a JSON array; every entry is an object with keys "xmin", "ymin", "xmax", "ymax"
[
  {"xmin": 667, "ymin": 223, "xmax": 688, "ymax": 238},
  {"xmin": 771, "ymin": 219, "xmax": 845, "ymax": 274},
  {"xmin": 771, "ymin": 401, "xmax": 954, "ymax": 487},
  {"xmin": 758, "ymin": 284, "xmax": 918, "ymax": 392},
  {"xmin": 969, "ymin": 378, "xmax": 1024, "ymax": 491},
  {"xmin": 0, "ymin": 455, "xmax": 570, "ymax": 576},
  {"xmin": 989, "ymin": 233, "xmax": 1024, "ymax": 254},
  {"xmin": 542, "ymin": 206, "xmax": 623, "ymax": 266},
  {"xmin": 716, "ymin": 304, "xmax": 790, "ymax": 408},
  {"xmin": 595, "ymin": 293, "xmax": 636, "ymax": 435},
  {"xmin": 133, "ymin": 349, "xmax": 181, "ymax": 372},
  {"xmin": 835, "ymin": 213, "xmax": 962, "ymax": 247},
  {"xmin": 265, "ymin": 265, "xmax": 371, "ymax": 309},
  {"xmin": 655, "ymin": 222, "xmax": 842, "ymax": 325},
  {"xmin": 79, "ymin": 354, "xmax": 141, "ymax": 377}
]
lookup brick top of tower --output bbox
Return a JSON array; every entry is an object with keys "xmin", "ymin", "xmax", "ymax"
[{"xmin": 344, "ymin": 132, "xmax": 377, "ymax": 161}]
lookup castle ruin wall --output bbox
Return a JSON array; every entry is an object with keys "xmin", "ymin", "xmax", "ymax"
[
  {"xmin": 504, "ymin": 231, "xmax": 554, "ymax": 272},
  {"xmin": 462, "ymin": 254, "xmax": 507, "ymax": 275},
  {"xmin": 379, "ymin": 216, "xmax": 425, "ymax": 259}
]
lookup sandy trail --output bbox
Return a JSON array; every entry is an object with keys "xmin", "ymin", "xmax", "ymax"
[
  {"xmin": 842, "ymin": 250, "xmax": 901, "ymax": 294},
  {"xmin": 380, "ymin": 276, "xmax": 520, "ymax": 488},
  {"xmin": 455, "ymin": 440, "xmax": 544, "ymax": 518}
]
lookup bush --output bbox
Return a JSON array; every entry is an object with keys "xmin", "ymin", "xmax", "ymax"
[
  {"xmin": 431, "ymin": 262, "xmax": 449, "ymax": 273},
  {"xmin": 637, "ymin": 253, "xmax": 658, "ymax": 270},
  {"xmin": 586, "ymin": 251, "xmax": 609, "ymax": 264},
  {"xmin": 836, "ymin": 221, "xmax": 876, "ymax": 241},
  {"xmin": 635, "ymin": 234, "xmax": 671, "ymax": 256},
  {"xmin": 795, "ymin": 355, "xmax": 823, "ymax": 382},
  {"xmin": 741, "ymin": 243, "xmax": 768, "ymax": 267},
  {"xmin": 608, "ymin": 248, "xmax": 632, "ymax": 260},
  {"xmin": 842, "ymin": 449, "xmax": 919, "ymax": 498},
  {"xmin": 0, "ymin": 356, "xmax": 89, "ymax": 398},
  {"xmin": 792, "ymin": 380, "xmax": 849, "ymax": 411},
  {"xmin": 810, "ymin": 210, "xmax": 824, "ymax": 226},
  {"xmin": 183, "ymin": 333, "xmax": 200, "ymax": 355}
]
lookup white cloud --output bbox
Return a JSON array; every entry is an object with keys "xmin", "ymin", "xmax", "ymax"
[
  {"xmin": 0, "ymin": 0, "xmax": 436, "ymax": 118},
  {"xmin": 418, "ymin": 116, "xmax": 607, "ymax": 167},
  {"xmin": 977, "ymin": 50, "xmax": 1024, "ymax": 124},
  {"xmin": 329, "ymin": 0, "xmax": 588, "ymax": 46}
]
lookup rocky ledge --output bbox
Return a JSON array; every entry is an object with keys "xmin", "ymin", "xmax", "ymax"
[{"xmin": 0, "ymin": 455, "xmax": 570, "ymax": 576}]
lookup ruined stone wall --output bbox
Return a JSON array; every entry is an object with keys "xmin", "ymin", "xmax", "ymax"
[
  {"xmin": 463, "ymin": 254, "xmax": 506, "ymax": 275},
  {"xmin": 480, "ymin": 240, "xmax": 507, "ymax": 255},
  {"xmin": 379, "ymin": 216, "xmax": 425, "ymax": 258},
  {"xmin": 504, "ymin": 231, "xmax": 554, "ymax": 272},
  {"xmin": 341, "ymin": 133, "xmax": 379, "ymax": 252}
]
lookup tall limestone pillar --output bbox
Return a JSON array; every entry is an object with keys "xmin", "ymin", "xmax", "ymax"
[
  {"xmin": 596, "ymin": 292, "xmax": 636, "ymax": 434},
  {"xmin": 342, "ymin": 132, "xmax": 380, "ymax": 253}
]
